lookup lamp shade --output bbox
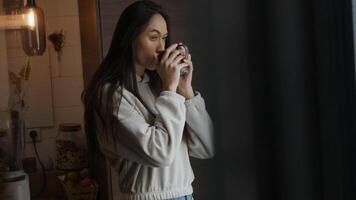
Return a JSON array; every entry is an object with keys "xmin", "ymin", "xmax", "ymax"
[{"xmin": 21, "ymin": 0, "xmax": 46, "ymax": 56}]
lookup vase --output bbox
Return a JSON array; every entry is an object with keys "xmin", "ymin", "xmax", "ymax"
[{"xmin": 0, "ymin": 109, "xmax": 25, "ymax": 171}]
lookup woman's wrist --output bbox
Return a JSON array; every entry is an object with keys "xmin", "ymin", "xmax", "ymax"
[
  {"xmin": 162, "ymin": 84, "xmax": 177, "ymax": 92},
  {"xmin": 178, "ymin": 87, "xmax": 194, "ymax": 99}
]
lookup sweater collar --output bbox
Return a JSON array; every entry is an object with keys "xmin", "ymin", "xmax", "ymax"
[{"xmin": 136, "ymin": 72, "xmax": 150, "ymax": 84}]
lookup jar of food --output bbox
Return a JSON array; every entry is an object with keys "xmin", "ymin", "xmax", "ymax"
[{"xmin": 56, "ymin": 123, "xmax": 87, "ymax": 170}]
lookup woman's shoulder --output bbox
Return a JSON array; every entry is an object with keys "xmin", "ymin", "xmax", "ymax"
[
  {"xmin": 102, "ymin": 83, "xmax": 138, "ymax": 105},
  {"xmin": 102, "ymin": 82, "xmax": 121, "ymax": 92}
]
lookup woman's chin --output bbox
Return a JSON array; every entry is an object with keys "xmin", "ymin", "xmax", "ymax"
[
  {"xmin": 145, "ymin": 67, "xmax": 156, "ymax": 72},
  {"xmin": 145, "ymin": 64, "xmax": 157, "ymax": 71}
]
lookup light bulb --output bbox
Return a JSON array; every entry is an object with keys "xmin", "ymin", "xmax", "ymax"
[
  {"xmin": 26, "ymin": 9, "xmax": 35, "ymax": 29},
  {"xmin": 21, "ymin": 0, "xmax": 46, "ymax": 56}
]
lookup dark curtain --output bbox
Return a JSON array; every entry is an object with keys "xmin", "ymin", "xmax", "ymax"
[
  {"xmin": 247, "ymin": 0, "xmax": 356, "ymax": 199},
  {"xmin": 190, "ymin": 0, "xmax": 356, "ymax": 199}
]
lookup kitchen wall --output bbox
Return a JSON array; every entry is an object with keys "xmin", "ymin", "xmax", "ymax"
[
  {"xmin": 2, "ymin": 0, "xmax": 85, "ymax": 169},
  {"xmin": 27, "ymin": 0, "xmax": 84, "ymax": 168},
  {"xmin": 0, "ymin": 29, "xmax": 9, "ymax": 110}
]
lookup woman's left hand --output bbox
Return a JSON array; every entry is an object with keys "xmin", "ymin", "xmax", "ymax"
[{"xmin": 177, "ymin": 54, "xmax": 195, "ymax": 99}]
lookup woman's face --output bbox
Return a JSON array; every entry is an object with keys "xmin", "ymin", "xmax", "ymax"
[{"xmin": 133, "ymin": 13, "xmax": 168, "ymax": 72}]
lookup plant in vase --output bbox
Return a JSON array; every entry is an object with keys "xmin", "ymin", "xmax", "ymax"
[
  {"xmin": 7, "ymin": 58, "xmax": 31, "ymax": 170},
  {"xmin": 8, "ymin": 58, "xmax": 31, "ymax": 113}
]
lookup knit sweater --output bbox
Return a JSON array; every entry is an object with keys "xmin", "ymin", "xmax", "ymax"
[{"xmin": 96, "ymin": 72, "xmax": 215, "ymax": 200}]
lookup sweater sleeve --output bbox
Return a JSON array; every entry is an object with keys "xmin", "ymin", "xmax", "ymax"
[
  {"xmin": 184, "ymin": 91, "xmax": 215, "ymax": 159},
  {"xmin": 98, "ymin": 89, "xmax": 186, "ymax": 168}
]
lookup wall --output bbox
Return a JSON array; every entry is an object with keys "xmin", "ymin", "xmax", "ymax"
[
  {"xmin": 0, "ymin": 28, "xmax": 9, "ymax": 110},
  {"xmin": 27, "ymin": 0, "xmax": 84, "ymax": 168},
  {"xmin": 1, "ymin": 0, "xmax": 85, "ymax": 169}
]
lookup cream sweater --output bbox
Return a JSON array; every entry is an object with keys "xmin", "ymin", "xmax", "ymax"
[{"xmin": 97, "ymin": 73, "xmax": 215, "ymax": 200}]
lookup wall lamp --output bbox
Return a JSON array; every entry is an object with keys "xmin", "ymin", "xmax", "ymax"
[{"xmin": 0, "ymin": 0, "xmax": 46, "ymax": 56}]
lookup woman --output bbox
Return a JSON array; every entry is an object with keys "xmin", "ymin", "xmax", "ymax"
[{"xmin": 82, "ymin": 1, "xmax": 215, "ymax": 199}]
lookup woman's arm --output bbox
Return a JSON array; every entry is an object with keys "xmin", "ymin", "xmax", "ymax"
[
  {"xmin": 184, "ymin": 91, "xmax": 215, "ymax": 159},
  {"xmin": 174, "ymin": 53, "xmax": 215, "ymax": 158},
  {"xmin": 97, "ymin": 88, "xmax": 186, "ymax": 168}
]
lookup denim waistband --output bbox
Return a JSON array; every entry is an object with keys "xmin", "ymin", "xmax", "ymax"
[{"xmin": 167, "ymin": 194, "xmax": 194, "ymax": 200}]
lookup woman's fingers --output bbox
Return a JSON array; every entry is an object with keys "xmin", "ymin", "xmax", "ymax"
[
  {"xmin": 183, "ymin": 58, "xmax": 192, "ymax": 65},
  {"xmin": 165, "ymin": 50, "xmax": 182, "ymax": 65},
  {"xmin": 171, "ymin": 55, "xmax": 185, "ymax": 67},
  {"xmin": 182, "ymin": 54, "xmax": 193, "ymax": 75},
  {"xmin": 183, "ymin": 54, "xmax": 193, "ymax": 69},
  {"xmin": 177, "ymin": 62, "xmax": 190, "ymax": 69},
  {"xmin": 160, "ymin": 43, "xmax": 179, "ymax": 62}
]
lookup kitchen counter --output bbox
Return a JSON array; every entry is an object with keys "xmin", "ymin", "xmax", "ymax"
[{"xmin": 28, "ymin": 170, "xmax": 66, "ymax": 199}]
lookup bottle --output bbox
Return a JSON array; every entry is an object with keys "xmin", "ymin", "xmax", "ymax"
[
  {"xmin": 55, "ymin": 123, "xmax": 87, "ymax": 170},
  {"xmin": 0, "ymin": 109, "xmax": 12, "ymax": 171},
  {"xmin": 0, "ymin": 129, "xmax": 10, "ymax": 172}
]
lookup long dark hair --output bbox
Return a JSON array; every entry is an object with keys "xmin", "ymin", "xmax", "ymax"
[{"xmin": 82, "ymin": 1, "xmax": 171, "ymax": 174}]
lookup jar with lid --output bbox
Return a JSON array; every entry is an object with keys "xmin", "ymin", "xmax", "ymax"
[{"xmin": 56, "ymin": 123, "xmax": 87, "ymax": 170}]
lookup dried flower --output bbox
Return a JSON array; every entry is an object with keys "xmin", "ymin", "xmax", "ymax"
[
  {"xmin": 8, "ymin": 59, "xmax": 31, "ymax": 111},
  {"xmin": 48, "ymin": 30, "xmax": 65, "ymax": 63}
]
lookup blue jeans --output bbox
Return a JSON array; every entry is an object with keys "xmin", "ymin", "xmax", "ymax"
[{"xmin": 168, "ymin": 195, "xmax": 194, "ymax": 200}]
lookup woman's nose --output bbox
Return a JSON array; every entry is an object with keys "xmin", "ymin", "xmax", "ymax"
[{"xmin": 158, "ymin": 40, "xmax": 165, "ymax": 51}]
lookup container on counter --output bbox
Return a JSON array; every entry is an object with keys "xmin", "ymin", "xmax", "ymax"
[
  {"xmin": 56, "ymin": 123, "xmax": 87, "ymax": 170},
  {"xmin": 0, "ymin": 109, "xmax": 13, "ymax": 172},
  {"xmin": 0, "ymin": 129, "xmax": 10, "ymax": 172}
]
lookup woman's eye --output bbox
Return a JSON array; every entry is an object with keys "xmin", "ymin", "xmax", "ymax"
[
  {"xmin": 150, "ymin": 36, "xmax": 158, "ymax": 41},
  {"xmin": 162, "ymin": 37, "xmax": 167, "ymax": 41}
]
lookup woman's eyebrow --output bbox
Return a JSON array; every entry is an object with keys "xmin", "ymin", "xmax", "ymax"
[{"xmin": 149, "ymin": 29, "xmax": 168, "ymax": 36}]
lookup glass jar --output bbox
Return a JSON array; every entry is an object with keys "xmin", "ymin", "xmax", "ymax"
[{"xmin": 55, "ymin": 123, "xmax": 87, "ymax": 170}]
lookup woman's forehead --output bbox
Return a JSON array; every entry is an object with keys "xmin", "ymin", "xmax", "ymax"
[{"xmin": 145, "ymin": 14, "xmax": 167, "ymax": 34}]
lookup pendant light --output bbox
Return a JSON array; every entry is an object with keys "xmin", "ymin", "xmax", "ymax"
[{"xmin": 21, "ymin": 0, "xmax": 46, "ymax": 56}]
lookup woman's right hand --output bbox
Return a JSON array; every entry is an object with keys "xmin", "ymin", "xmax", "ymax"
[{"xmin": 157, "ymin": 43, "xmax": 189, "ymax": 92}]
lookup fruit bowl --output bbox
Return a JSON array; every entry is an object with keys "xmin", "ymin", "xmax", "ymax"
[{"xmin": 58, "ymin": 173, "xmax": 98, "ymax": 200}]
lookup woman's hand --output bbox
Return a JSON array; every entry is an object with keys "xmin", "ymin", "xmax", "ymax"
[
  {"xmin": 157, "ymin": 43, "xmax": 189, "ymax": 92},
  {"xmin": 177, "ymin": 54, "xmax": 194, "ymax": 99}
]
